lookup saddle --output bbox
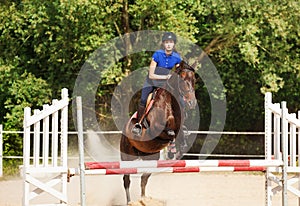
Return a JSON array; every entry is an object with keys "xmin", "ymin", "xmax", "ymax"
[
  {"xmin": 131, "ymin": 88, "xmax": 176, "ymax": 137},
  {"xmin": 131, "ymin": 89, "xmax": 160, "ymax": 128}
]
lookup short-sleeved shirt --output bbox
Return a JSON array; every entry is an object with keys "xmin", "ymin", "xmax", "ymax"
[{"xmin": 152, "ymin": 50, "xmax": 181, "ymax": 75}]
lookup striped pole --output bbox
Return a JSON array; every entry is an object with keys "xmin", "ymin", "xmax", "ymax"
[
  {"xmin": 66, "ymin": 159, "xmax": 283, "ymax": 177},
  {"xmin": 69, "ymin": 166, "xmax": 268, "ymax": 176},
  {"xmin": 84, "ymin": 159, "xmax": 283, "ymax": 170}
]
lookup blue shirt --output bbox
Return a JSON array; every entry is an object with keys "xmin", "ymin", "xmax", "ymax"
[{"xmin": 152, "ymin": 50, "xmax": 181, "ymax": 75}]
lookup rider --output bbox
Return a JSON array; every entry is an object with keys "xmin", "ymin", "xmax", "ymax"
[{"xmin": 131, "ymin": 32, "xmax": 182, "ymax": 135}]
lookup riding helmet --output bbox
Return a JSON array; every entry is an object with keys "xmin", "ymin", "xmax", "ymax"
[{"xmin": 162, "ymin": 32, "xmax": 177, "ymax": 43}]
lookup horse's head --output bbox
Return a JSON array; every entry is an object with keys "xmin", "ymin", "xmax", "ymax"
[{"xmin": 172, "ymin": 61, "xmax": 197, "ymax": 109}]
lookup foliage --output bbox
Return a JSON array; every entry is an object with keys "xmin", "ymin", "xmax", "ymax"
[
  {"xmin": 190, "ymin": 134, "xmax": 264, "ymax": 157},
  {"xmin": 0, "ymin": 64, "xmax": 51, "ymax": 156},
  {"xmin": 1, "ymin": 159, "xmax": 22, "ymax": 177},
  {"xmin": 193, "ymin": 0, "xmax": 300, "ymax": 130}
]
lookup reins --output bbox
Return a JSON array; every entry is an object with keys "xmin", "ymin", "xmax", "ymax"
[{"xmin": 166, "ymin": 68, "xmax": 195, "ymax": 99}]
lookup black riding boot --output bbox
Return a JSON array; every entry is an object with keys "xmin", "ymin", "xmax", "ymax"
[{"xmin": 131, "ymin": 104, "xmax": 145, "ymax": 135}]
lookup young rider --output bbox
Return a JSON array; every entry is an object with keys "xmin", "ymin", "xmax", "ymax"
[{"xmin": 132, "ymin": 32, "xmax": 182, "ymax": 135}]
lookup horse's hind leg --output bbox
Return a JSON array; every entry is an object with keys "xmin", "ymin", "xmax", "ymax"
[
  {"xmin": 141, "ymin": 173, "xmax": 151, "ymax": 197},
  {"xmin": 120, "ymin": 135, "xmax": 135, "ymax": 204},
  {"xmin": 123, "ymin": 174, "xmax": 131, "ymax": 204}
]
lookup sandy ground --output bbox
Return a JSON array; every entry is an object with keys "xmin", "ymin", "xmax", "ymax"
[{"xmin": 1, "ymin": 172, "xmax": 299, "ymax": 206}]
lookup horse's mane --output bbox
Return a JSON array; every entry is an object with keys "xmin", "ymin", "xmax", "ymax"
[{"xmin": 175, "ymin": 61, "xmax": 195, "ymax": 73}]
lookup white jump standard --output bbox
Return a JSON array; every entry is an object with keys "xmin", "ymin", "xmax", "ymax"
[{"xmin": 22, "ymin": 88, "xmax": 69, "ymax": 206}]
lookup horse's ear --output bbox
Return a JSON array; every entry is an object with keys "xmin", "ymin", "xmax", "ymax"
[{"xmin": 172, "ymin": 63, "xmax": 181, "ymax": 72}]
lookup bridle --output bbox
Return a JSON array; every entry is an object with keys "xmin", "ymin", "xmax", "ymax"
[{"xmin": 166, "ymin": 68, "xmax": 195, "ymax": 101}]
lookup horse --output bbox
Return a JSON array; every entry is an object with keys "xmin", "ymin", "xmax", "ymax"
[{"xmin": 120, "ymin": 60, "xmax": 197, "ymax": 204}]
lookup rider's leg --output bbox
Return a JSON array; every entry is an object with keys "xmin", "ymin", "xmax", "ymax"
[
  {"xmin": 131, "ymin": 103, "xmax": 146, "ymax": 135},
  {"xmin": 136, "ymin": 103, "xmax": 145, "ymax": 121},
  {"xmin": 131, "ymin": 86, "xmax": 152, "ymax": 135}
]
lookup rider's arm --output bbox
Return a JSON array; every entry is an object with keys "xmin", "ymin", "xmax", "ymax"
[{"xmin": 148, "ymin": 59, "xmax": 171, "ymax": 80}]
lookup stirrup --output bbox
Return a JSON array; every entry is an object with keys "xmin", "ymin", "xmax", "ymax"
[{"xmin": 131, "ymin": 123, "xmax": 142, "ymax": 135}]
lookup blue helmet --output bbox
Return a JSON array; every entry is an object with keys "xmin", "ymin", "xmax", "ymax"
[{"xmin": 162, "ymin": 32, "xmax": 177, "ymax": 43}]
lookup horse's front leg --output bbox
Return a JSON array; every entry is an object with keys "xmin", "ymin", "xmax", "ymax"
[
  {"xmin": 165, "ymin": 114, "xmax": 176, "ymax": 136},
  {"xmin": 141, "ymin": 173, "xmax": 151, "ymax": 197},
  {"xmin": 123, "ymin": 174, "xmax": 131, "ymax": 204},
  {"xmin": 149, "ymin": 114, "xmax": 176, "ymax": 137}
]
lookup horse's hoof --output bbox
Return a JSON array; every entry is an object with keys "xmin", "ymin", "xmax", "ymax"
[{"xmin": 167, "ymin": 130, "xmax": 175, "ymax": 136}]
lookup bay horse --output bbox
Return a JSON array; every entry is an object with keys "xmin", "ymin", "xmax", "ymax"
[{"xmin": 120, "ymin": 60, "xmax": 197, "ymax": 204}]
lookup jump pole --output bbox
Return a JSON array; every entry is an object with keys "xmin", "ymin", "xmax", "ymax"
[
  {"xmin": 84, "ymin": 159, "xmax": 282, "ymax": 169},
  {"xmin": 69, "ymin": 166, "xmax": 270, "ymax": 176},
  {"xmin": 76, "ymin": 96, "xmax": 86, "ymax": 206},
  {"xmin": 281, "ymin": 101, "xmax": 288, "ymax": 206},
  {"xmin": 68, "ymin": 159, "xmax": 283, "ymax": 176}
]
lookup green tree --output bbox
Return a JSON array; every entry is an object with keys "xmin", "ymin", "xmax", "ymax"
[
  {"xmin": 0, "ymin": 64, "xmax": 51, "ymax": 156},
  {"xmin": 192, "ymin": 0, "xmax": 300, "ymax": 130}
]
